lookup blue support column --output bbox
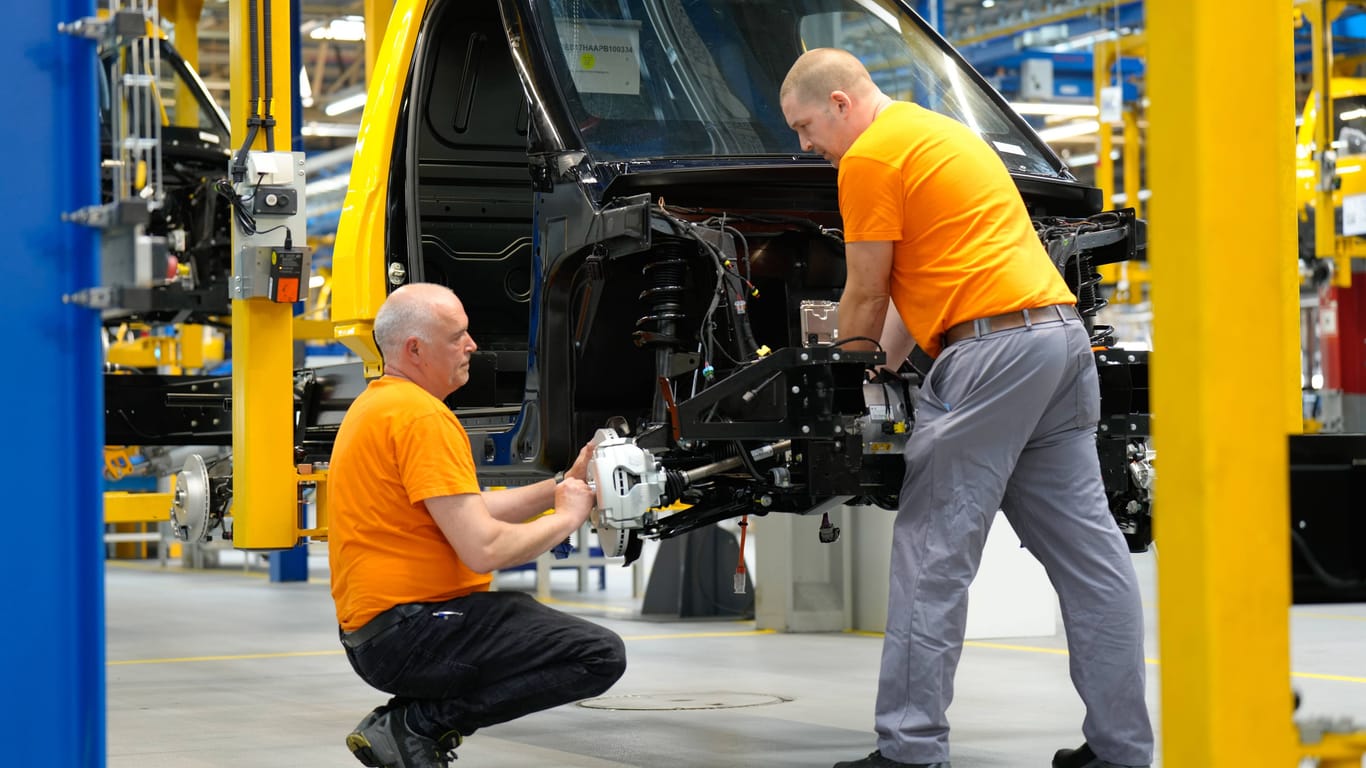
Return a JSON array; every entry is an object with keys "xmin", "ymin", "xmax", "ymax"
[
  {"xmin": 271, "ymin": 0, "xmax": 310, "ymax": 583},
  {"xmin": 914, "ymin": 0, "xmax": 942, "ymax": 31},
  {"xmin": 0, "ymin": 1, "xmax": 105, "ymax": 765}
]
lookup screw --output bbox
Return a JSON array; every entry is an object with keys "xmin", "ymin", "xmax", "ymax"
[
  {"xmin": 800, "ymin": 352, "xmax": 810, "ymax": 361},
  {"xmin": 1099, "ymin": 354, "xmax": 1108, "ymax": 362},
  {"xmin": 791, "ymin": 385, "xmax": 801, "ymax": 394},
  {"xmin": 832, "ymin": 352, "xmax": 841, "ymax": 361},
  {"xmin": 1100, "ymin": 424, "xmax": 1109, "ymax": 432},
  {"xmin": 190, "ymin": 420, "xmax": 198, "ymax": 427},
  {"xmin": 801, "ymin": 425, "xmax": 811, "ymax": 434},
  {"xmin": 1127, "ymin": 354, "xmax": 1136, "ymax": 362},
  {"xmin": 834, "ymin": 425, "xmax": 843, "ymax": 434}
]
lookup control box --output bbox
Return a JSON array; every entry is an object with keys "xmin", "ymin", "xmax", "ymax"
[{"xmin": 230, "ymin": 150, "xmax": 309, "ymax": 302}]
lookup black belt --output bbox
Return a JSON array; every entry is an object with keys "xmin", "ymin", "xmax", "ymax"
[
  {"xmin": 941, "ymin": 303, "xmax": 1077, "ymax": 348},
  {"xmin": 340, "ymin": 603, "xmax": 428, "ymax": 649}
]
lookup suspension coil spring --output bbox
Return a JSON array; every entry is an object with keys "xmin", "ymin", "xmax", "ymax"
[
  {"xmin": 1074, "ymin": 252, "xmax": 1115, "ymax": 346},
  {"xmin": 634, "ymin": 241, "xmax": 688, "ymax": 349}
]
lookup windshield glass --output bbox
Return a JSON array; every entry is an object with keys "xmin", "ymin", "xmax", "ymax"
[{"xmin": 536, "ymin": 0, "xmax": 1062, "ymax": 176}]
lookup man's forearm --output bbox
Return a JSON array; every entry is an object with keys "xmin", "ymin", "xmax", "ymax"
[
  {"xmin": 879, "ymin": 300, "xmax": 916, "ymax": 372},
  {"xmin": 838, "ymin": 289, "xmax": 891, "ymax": 351},
  {"xmin": 483, "ymin": 479, "xmax": 557, "ymax": 523}
]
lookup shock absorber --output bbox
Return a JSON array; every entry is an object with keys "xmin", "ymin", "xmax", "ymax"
[{"xmin": 634, "ymin": 240, "xmax": 689, "ymax": 422}]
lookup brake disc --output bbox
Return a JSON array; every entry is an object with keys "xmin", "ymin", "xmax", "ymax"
[
  {"xmin": 592, "ymin": 507, "xmax": 632, "ymax": 558},
  {"xmin": 171, "ymin": 453, "xmax": 211, "ymax": 542}
]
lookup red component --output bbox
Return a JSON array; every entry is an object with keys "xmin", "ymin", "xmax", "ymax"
[
  {"xmin": 1319, "ymin": 270, "xmax": 1366, "ymax": 393},
  {"xmin": 273, "ymin": 277, "xmax": 299, "ymax": 304}
]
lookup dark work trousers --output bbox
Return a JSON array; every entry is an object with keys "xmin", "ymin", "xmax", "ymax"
[
  {"xmin": 342, "ymin": 590, "xmax": 626, "ymax": 739},
  {"xmin": 874, "ymin": 312, "xmax": 1153, "ymax": 767}
]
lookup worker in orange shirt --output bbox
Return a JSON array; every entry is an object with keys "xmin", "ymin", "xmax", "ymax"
[
  {"xmin": 329, "ymin": 283, "xmax": 626, "ymax": 768},
  {"xmin": 781, "ymin": 49, "xmax": 1152, "ymax": 768}
]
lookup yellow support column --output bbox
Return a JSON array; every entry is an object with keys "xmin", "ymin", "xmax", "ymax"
[
  {"xmin": 229, "ymin": 0, "xmax": 299, "ymax": 549},
  {"xmin": 1122, "ymin": 106, "xmax": 1141, "ymax": 219},
  {"xmin": 1148, "ymin": 2, "xmax": 1297, "ymax": 766},
  {"xmin": 1093, "ymin": 38, "xmax": 1115, "ymax": 210},
  {"xmin": 162, "ymin": 0, "xmax": 204, "ymax": 129},
  {"xmin": 364, "ymin": 0, "xmax": 393, "ymax": 81}
]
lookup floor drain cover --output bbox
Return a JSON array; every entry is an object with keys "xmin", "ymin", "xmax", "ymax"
[{"xmin": 578, "ymin": 691, "xmax": 790, "ymax": 711}]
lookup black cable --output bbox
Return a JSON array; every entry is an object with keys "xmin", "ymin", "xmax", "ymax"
[
  {"xmin": 262, "ymin": 0, "xmax": 276, "ymax": 152},
  {"xmin": 230, "ymin": 0, "xmax": 263, "ymax": 180},
  {"xmin": 1292, "ymin": 529, "xmax": 1366, "ymax": 590},
  {"xmin": 830, "ymin": 336, "xmax": 884, "ymax": 351}
]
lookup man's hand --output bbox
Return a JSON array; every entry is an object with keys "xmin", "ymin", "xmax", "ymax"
[
  {"xmin": 565, "ymin": 440, "xmax": 595, "ymax": 484},
  {"xmin": 554, "ymin": 477, "xmax": 595, "ymax": 527}
]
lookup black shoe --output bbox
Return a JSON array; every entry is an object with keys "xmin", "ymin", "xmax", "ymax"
[
  {"xmin": 832, "ymin": 750, "xmax": 949, "ymax": 768},
  {"xmin": 1053, "ymin": 742, "xmax": 1149, "ymax": 768},
  {"xmin": 346, "ymin": 707, "xmax": 459, "ymax": 767}
]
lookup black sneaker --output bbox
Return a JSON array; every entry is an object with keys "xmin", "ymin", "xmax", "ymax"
[
  {"xmin": 1053, "ymin": 742, "xmax": 1149, "ymax": 768},
  {"xmin": 346, "ymin": 707, "xmax": 458, "ymax": 767},
  {"xmin": 832, "ymin": 750, "xmax": 949, "ymax": 768}
]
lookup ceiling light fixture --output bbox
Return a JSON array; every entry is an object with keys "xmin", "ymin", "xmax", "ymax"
[
  {"xmin": 309, "ymin": 16, "xmax": 366, "ymax": 42},
  {"xmin": 1010, "ymin": 102, "xmax": 1100, "ymax": 118},
  {"xmin": 1036, "ymin": 119, "xmax": 1100, "ymax": 142},
  {"xmin": 324, "ymin": 91, "xmax": 367, "ymax": 117}
]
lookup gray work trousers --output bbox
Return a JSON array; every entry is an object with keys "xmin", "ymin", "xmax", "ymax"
[{"xmin": 875, "ymin": 311, "xmax": 1153, "ymax": 766}]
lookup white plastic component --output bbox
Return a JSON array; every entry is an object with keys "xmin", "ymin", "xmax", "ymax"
[
  {"xmin": 246, "ymin": 151, "xmax": 297, "ymax": 185},
  {"xmin": 590, "ymin": 434, "xmax": 667, "ymax": 531}
]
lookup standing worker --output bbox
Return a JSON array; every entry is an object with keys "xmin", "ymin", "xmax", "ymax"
[
  {"xmin": 780, "ymin": 49, "xmax": 1152, "ymax": 768},
  {"xmin": 329, "ymin": 283, "xmax": 626, "ymax": 768}
]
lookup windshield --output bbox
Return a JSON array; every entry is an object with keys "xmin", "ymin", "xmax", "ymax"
[{"xmin": 536, "ymin": 0, "xmax": 1062, "ymax": 176}]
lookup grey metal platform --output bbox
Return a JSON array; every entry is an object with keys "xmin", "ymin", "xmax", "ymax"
[{"xmin": 105, "ymin": 551, "xmax": 1366, "ymax": 767}]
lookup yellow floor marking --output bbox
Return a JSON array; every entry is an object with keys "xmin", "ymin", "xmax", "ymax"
[
  {"xmin": 537, "ymin": 597, "xmax": 635, "ymax": 614},
  {"xmin": 1291, "ymin": 611, "xmax": 1366, "ymax": 622},
  {"xmin": 849, "ymin": 630, "xmax": 1359, "ymax": 682},
  {"xmin": 1292, "ymin": 671, "xmax": 1366, "ymax": 684}
]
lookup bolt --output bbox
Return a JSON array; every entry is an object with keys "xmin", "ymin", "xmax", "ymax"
[
  {"xmin": 834, "ymin": 425, "xmax": 843, "ymax": 434},
  {"xmin": 832, "ymin": 352, "xmax": 841, "ymax": 361},
  {"xmin": 758, "ymin": 495, "xmax": 772, "ymax": 507},
  {"xmin": 1100, "ymin": 424, "xmax": 1109, "ymax": 432},
  {"xmin": 1098, "ymin": 354, "xmax": 1108, "ymax": 363},
  {"xmin": 212, "ymin": 418, "xmax": 221, "ymax": 426},
  {"xmin": 800, "ymin": 352, "xmax": 810, "ymax": 361},
  {"xmin": 791, "ymin": 385, "xmax": 801, "ymax": 394},
  {"xmin": 1127, "ymin": 354, "xmax": 1136, "ymax": 362},
  {"xmin": 190, "ymin": 420, "xmax": 198, "ymax": 427},
  {"xmin": 191, "ymin": 384, "xmax": 198, "ymax": 391},
  {"xmin": 801, "ymin": 425, "xmax": 811, "ymax": 434},
  {"xmin": 1129, "ymin": 423, "xmax": 1137, "ymax": 431}
]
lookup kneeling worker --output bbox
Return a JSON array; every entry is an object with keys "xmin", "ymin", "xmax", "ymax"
[{"xmin": 329, "ymin": 282, "xmax": 627, "ymax": 768}]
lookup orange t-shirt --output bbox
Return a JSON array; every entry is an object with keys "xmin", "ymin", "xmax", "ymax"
[
  {"xmin": 328, "ymin": 376, "xmax": 489, "ymax": 631},
  {"xmin": 838, "ymin": 102, "xmax": 1074, "ymax": 358}
]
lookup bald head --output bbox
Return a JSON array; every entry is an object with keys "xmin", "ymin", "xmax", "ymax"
[
  {"xmin": 375, "ymin": 282, "xmax": 479, "ymax": 398},
  {"xmin": 780, "ymin": 48, "xmax": 891, "ymax": 167},
  {"xmin": 374, "ymin": 283, "xmax": 460, "ymax": 359},
  {"xmin": 780, "ymin": 48, "xmax": 879, "ymax": 109}
]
